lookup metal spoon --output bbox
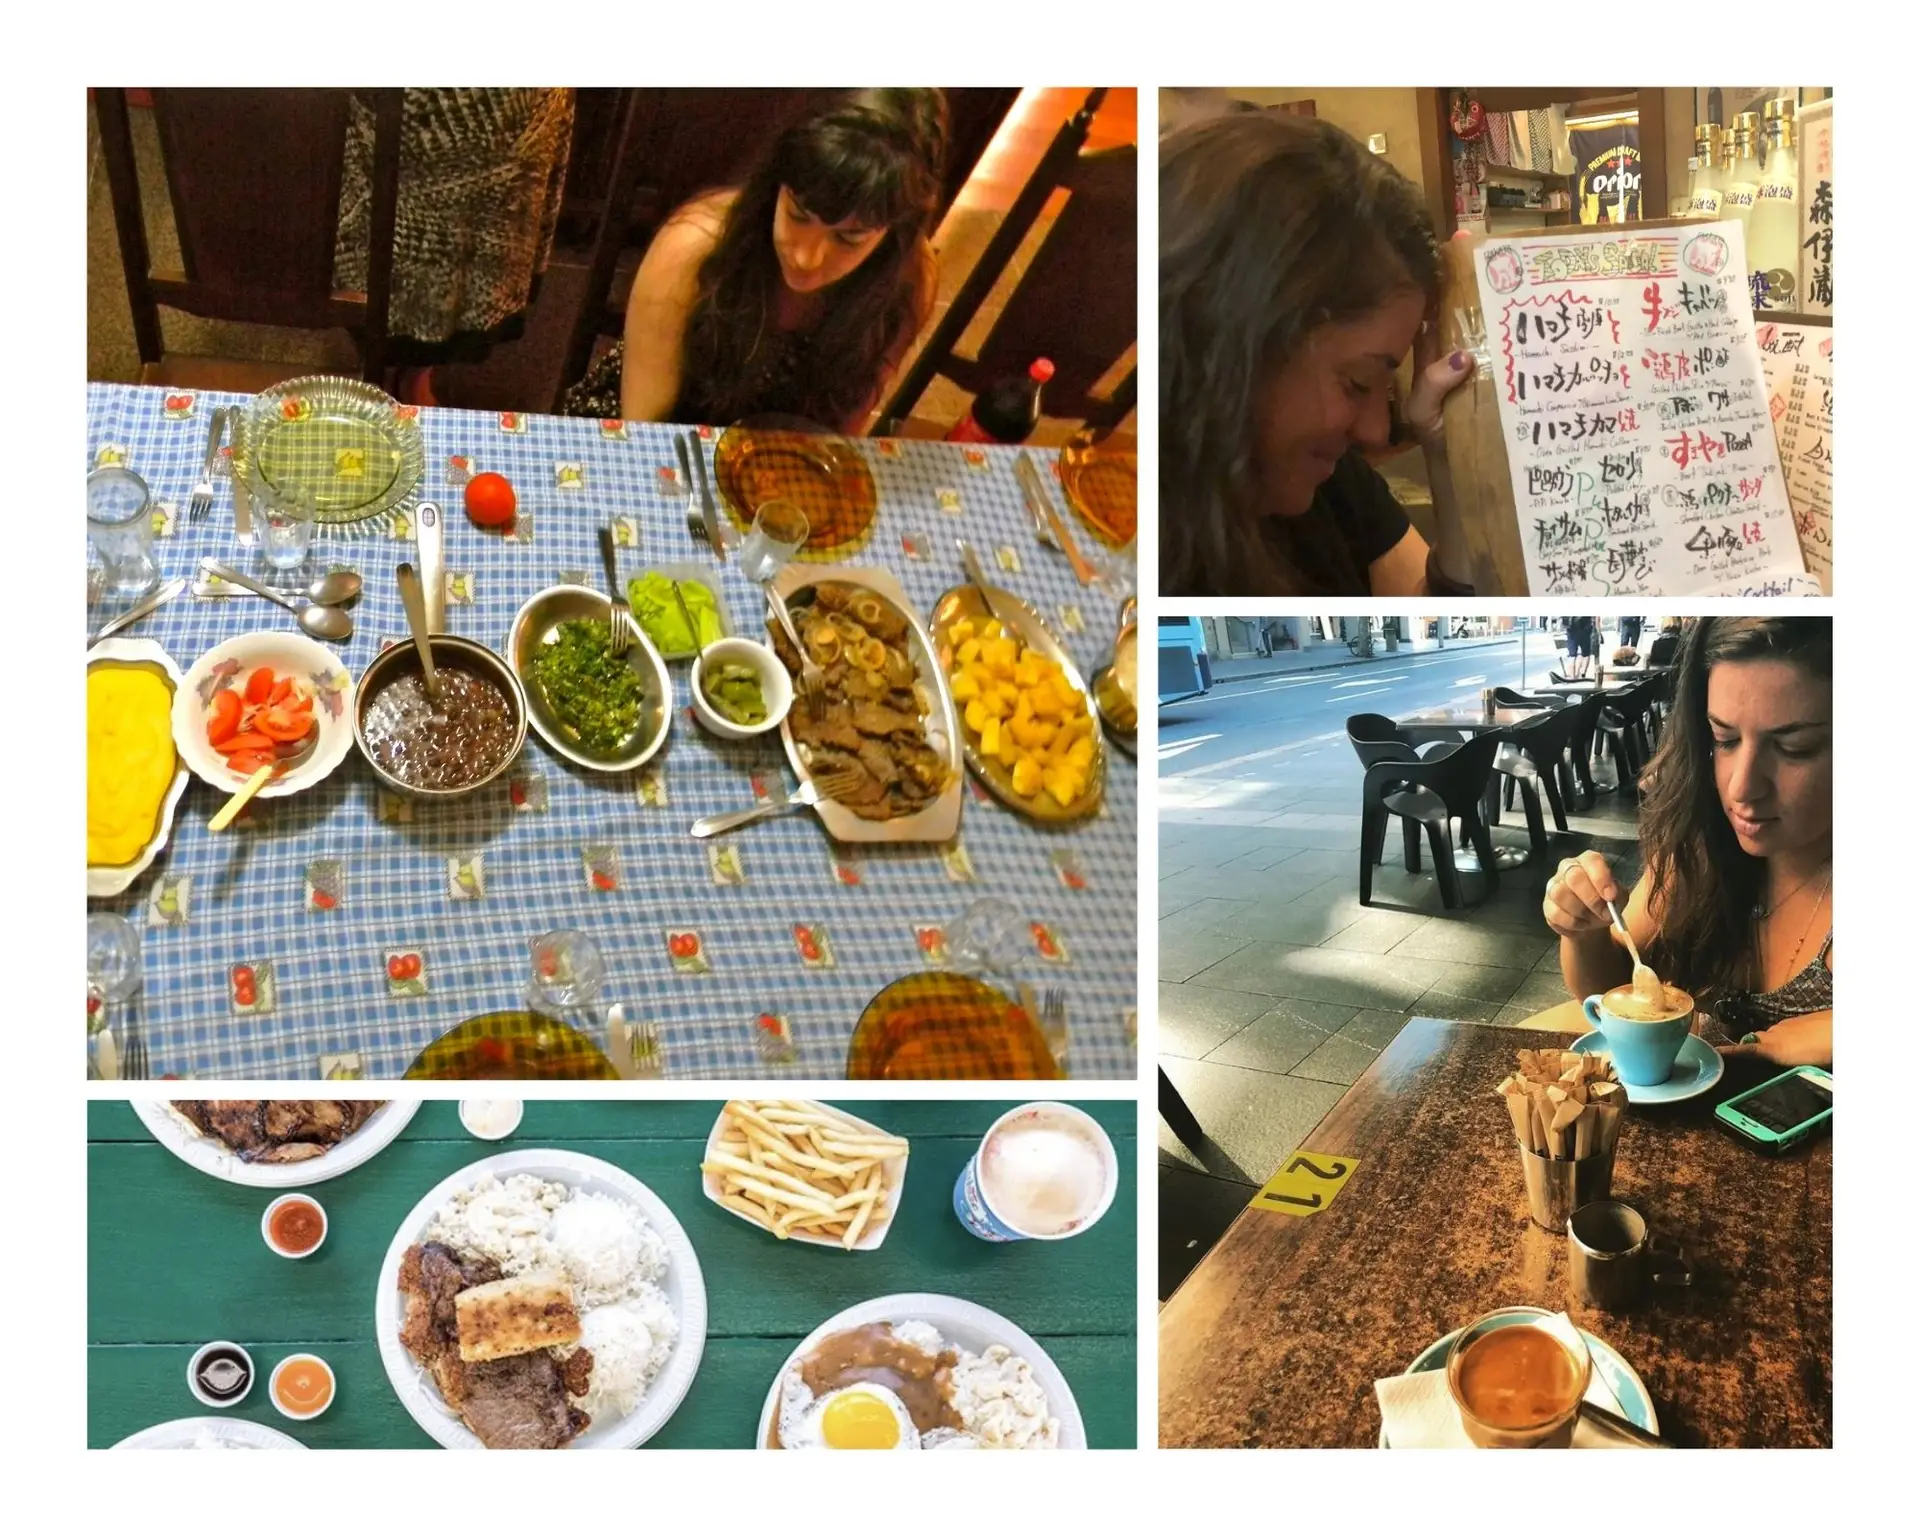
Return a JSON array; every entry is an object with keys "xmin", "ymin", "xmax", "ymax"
[
  {"xmin": 202, "ymin": 560, "xmax": 354, "ymax": 642},
  {"xmin": 307, "ymin": 568, "xmax": 363, "ymax": 607},
  {"xmin": 1605, "ymin": 897, "xmax": 1663, "ymax": 1001},
  {"xmin": 395, "ymin": 561, "xmax": 443, "ymax": 709}
]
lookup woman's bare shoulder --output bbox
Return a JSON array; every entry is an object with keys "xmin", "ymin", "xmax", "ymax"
[{"xmin": 646, "ymin": 190, "xmax": 737, "ymax": 274}]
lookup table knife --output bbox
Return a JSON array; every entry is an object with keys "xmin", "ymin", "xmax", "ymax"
[
  {"xmin": 687, "ymin": 432, "xmax": 728, "ymax": 562},
  {"xmin": 1015, "ymin": 452, "xmax": 1095, "ymax": 585},
  {"xmin": 88, "ymin": 577, "xmax": 187, "ymax": 647},
  {"xmin": 957, "ymin": 540, "xmax": 1022, "ymax": 634},
  {"xmin": 416, "ymin": 501, "xmax": 446, "ymax": 634},
  {"xmin": 228, "ymin": 408, "xmax": 255, "ymax": 544}
]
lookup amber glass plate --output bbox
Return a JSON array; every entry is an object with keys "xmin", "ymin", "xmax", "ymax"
[
  {"xmin": 1057, "ymin": 435, "xmax": 1136, "ymax": 548},
  {"xmin": 847, "ymin": 973, "xmax": 1063, "ymax": 1080},
  {"xmin": 713, "ymin": 415, "xmax": 879, "ymax": 559},
  {"xmin": 404, "ymin": 1011, "xmax": 619, "ymax": 1080}
]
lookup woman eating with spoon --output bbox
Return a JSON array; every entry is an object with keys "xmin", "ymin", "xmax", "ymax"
[{"xmin": 1542, "ymin": 617, "xmax": 1832, "ymax": 1068}]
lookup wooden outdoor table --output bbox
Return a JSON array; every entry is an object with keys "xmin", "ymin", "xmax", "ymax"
[
  {"xmin": 88, "ymin": 1100, "xmax": 1136, "ymax": 1447},
  {"xmin": 1158, "ymin": 1019, "xmax": 1831, "ymax": 1448},
  {"xmin": 1395, "ymin": 705, "xmax": 1546, "ymax": 737}
]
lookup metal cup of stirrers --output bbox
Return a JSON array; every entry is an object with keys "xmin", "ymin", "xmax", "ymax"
[{"xmin": 1498, "ymin": 1048, "xmax": 1626, "ymax": 1233}]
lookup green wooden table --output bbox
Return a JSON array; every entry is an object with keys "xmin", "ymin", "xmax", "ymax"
[{"xmin": 88, "ymin": 1100, "xmax": 1136, "ymax": 1448}]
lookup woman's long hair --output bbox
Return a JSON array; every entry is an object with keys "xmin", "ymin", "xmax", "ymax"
[
  {"xmin": 1159, "ymin": 111, "xmax": 1439, "ymax": 595},
  {"xmin": 1638, "ymin": 617, "xmax": 1833, "ymax": 1005},
  {"xmin": 680, "ymin": 88, "xmax": 948, "ymax": 428}
]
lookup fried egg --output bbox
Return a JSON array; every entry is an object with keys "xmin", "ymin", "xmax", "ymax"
[{"xmin": 778, "ymin": 1376, "xmax": 921, "ymax": 1450}]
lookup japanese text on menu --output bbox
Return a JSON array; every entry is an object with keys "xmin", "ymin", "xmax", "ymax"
[
  {"xmin": 1757, "ymin": 321, "xmax": 1832, "ymax": 593},
  {"xmin": 1474, "ymin": 220, "xmax": 1809, "ymax": 597}
]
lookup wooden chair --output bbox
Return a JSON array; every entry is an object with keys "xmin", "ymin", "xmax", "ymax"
[
  {"xmin": 96, "ymin": 87, "xmax": 402, "ymax": 390},
  {"xmin": 555, "ymin": 88, "xmax": 1020, "ymax": 413},
  {"xmin": 877, "ymin": 90, "xmax": 1135, "ymax": 435}
]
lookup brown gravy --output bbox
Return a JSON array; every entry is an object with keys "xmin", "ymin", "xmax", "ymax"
[
  {"xmin": 766, "ymin": 1323, "xmax": 961, "ymax": 1448},
  {"xmin": 1455, "ymin": 1325, "xmax": 1583, "ymax": 1429},
  {"xmin": 363, "ymin": 662, "xmax": 517, "ymax": 790}
]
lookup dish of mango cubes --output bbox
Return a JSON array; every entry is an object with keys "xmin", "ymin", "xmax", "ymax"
[{"xmin": 932, "ymin": 585, "xmax": 1104, "ymax": 824}]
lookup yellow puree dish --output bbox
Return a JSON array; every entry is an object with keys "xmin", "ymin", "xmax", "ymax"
[{"xmin": 88, "ymin": 665, "xmax": 178, "ymax": 866}]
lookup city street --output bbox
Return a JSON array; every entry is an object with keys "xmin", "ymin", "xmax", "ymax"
[{"xmin": 1157, "ymin": 629, "xmax": 1647, "ymax": 1300}]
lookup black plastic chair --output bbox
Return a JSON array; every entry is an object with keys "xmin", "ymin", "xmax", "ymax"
[
  {"xmin": 1492, "ymin": 705, "xmax": 1585, "ymax": 858},
  {"xmin": 1597, "ymin": 680, "xmax": 1658, "ymax": 789},
  {"xmin": 1356, "ymin": 729, "xmax": 1503, "ymax": 909},
  {"xmin": 1561, "ymin": 691, "xmax": 1609, "ymax": 808},
  {"xmin": 1159, "ymin": 1067, "xmax": 1203, "ymax": 1151}
]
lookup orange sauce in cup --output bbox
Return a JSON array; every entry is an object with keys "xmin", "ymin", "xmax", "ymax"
[
  {"xmin": 273, "ymin": 1356, "xmax": 334, "ymax": 1417},
  {"xmin": 268, "ymin": 1198, "xmax": 324, "ymax": 1255}
]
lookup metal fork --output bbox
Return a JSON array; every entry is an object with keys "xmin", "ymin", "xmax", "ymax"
[
  {"xmin": 597, "ymin": 526, "xmax": 639, "ymax": 657},
  {"xmin": 120, "ymin": 1014, "xmax": 150, "ymax": 1080},
  {"xmin": 675, "ymin": 435, "xmax": 709, "ymax": 547},
  {"xmin": 1040, "ymin": 988, "xmax": 1069, "ymax": 1075},
  {"xmin": 187, "ymin": 406, "xmax": 226, "ymax": 522},
  {"xmin": 689, "ymin": 769, "xmax": 862, "ymax": 838},
  {"xmin": 766, "ymin": 584, "xmax": 826, "ymax": 721}
]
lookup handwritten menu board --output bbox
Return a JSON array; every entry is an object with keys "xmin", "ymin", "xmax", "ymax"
[
  {"xmin": 1472, "ymin": 220, "xmax": 1812, "ymax": 597},
  {"xmin": 1757, "ymin": 318, "xmax": 1833, "ymax": 593}
]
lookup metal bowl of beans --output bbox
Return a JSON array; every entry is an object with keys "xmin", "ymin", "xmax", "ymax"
[{"xmin": 353, "ymin": 635, "xmax": 528, "ymax": 799}]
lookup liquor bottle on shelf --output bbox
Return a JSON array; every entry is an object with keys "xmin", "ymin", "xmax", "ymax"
[
  {"xmin": 947, "ymin": 358, "xmax": 1053, "ymax": 444},
  {"xmin": 1748, "ymin": 98, "xmax": 1800, "ymax": 310},
  {"xmin": 1686, "ymin": 123, "xmax": 1725, "ymax": 215},
  {"xmin": 1721, "ymin": 113, "xmax": 1762, "ymax": 238}
]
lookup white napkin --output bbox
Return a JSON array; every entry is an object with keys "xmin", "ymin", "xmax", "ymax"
[{"xmin": 1375, "ymin": 1317, "xmax": 1638, "ymax": 1448}]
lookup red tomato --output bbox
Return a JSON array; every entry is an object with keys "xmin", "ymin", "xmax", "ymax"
[
  {"xmin": 232, "ymin": 965, "xmax": 256, "ymax": 988},
  {"xmin": 245, "ymin": 667, "xmax": 276, "ymax": 705},
  {"xmin": 592, "ymin": 870, "xmax": 616, "ymax": 892},
  {"xmin": 258, "ymin": 707, "xmax": 311, "ymax": 743},
  {"xmin": 208, "ymin": 690, "xmax": 244, "ymax": 746},
  {"xmin": 312, "ymin": 891, "xmax": 336, "ymax": 911},
  {"xmin": 387, "ymin": 956, "xmax": 408, "ymax": 981},
  {"xmin": 464, "ymin": 472, "xmax": 517, "ymax": 528},
  {"xmin": 669, "ymin": 933, "xmax": 697, "ymax": 958}
]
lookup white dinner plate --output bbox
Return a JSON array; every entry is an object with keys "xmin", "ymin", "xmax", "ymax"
[
  {"xmin": 133, "ymin": 1100, "xmax": 418, "ymax": 1188},
  {"xmin": 755, "ymin": 1292, "xmax": 1084, "ymax": 1449},
  {"xmin": 113, "ymin": 1416, "xmax": 307, "ymax": 1449},
  {"xmin": 374, "ymin": 1149, "xmax": 707, "ymax": 1450}
]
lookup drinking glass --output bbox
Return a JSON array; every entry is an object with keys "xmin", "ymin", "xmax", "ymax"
[
  {"xmin": 948, "ymin": 897, "xmax": 1025, "ymax": 976},
  {"xmin": 86, "ymin": 467, "xmax": 159, "ymax": 596},
  {"xmin": 1444, "ymin": 1307, "xmax": 1592, "ymax": 1449},
  {"xmin": 87, "ymin": 912, "xmax": 142, "ymax": 1041},
  {"xmin": 258, "ymin": 477, "xmax": 318, "ymax": 571},
  {"xmin": 529, "ymin": 929, "xmax": 605, "ymax": 1009},
  {"xmin": 739, "ymin": 498, "xmax": 809, "ymax": 583}
]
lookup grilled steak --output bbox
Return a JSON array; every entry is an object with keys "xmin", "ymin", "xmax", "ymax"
[
  {"xmin": 171, "ymin": 1100, "xmax": 383, "ymax": 1163},
  {"xmin": 460, "ymin": 1350, "xmax": 594, "ymax": 1450}
]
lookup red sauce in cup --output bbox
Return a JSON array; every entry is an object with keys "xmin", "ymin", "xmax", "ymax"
[{"xmin": 269, "ymin": 1198, "xmax": 324, "ymax": 1255}]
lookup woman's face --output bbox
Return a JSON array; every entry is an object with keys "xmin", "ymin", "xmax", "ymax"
[
  {"xmin": 772, "ymin": 187, "xmax": 889, "ymax": 295},
  {"xmin": 1707, "ymin": 658, "xmax": 1833, "ymax": 859},
  {"xmin": 1250, "ymin": 291, "xmax": 1426, "ymax": 516}
]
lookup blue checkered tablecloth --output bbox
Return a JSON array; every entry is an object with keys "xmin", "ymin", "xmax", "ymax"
[{"xmin": 85, "ymin": 384, "xmax": 1138, "ymax": 1080}]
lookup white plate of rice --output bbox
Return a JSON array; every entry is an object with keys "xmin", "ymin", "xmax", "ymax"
[
  {"xmin": 755, "ymin": 1293, "xmax": 1085, "ymax": 1450},
  {"xmin": 374, "ymin": 1149, "xmax": 707, "ymax": 1450},
  {"xmin": 113, "ymin": 1417, "xmax": 307, "ymax": 1449},
  {"xmin": 134, "ymin": 1100, "xmax": 418, "ymax": 1188}
]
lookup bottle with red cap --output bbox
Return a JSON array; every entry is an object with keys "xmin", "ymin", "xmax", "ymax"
[{"xmin": 947, "ymin": 358, "xmax": 1054, "ymax": 444}]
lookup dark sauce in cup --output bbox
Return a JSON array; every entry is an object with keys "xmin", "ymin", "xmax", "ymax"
[
  {"xmin": 195, "ymin": 1346, "xmax": 253, "ymax": 1405},
  {"xmin": 362, "ymin": 662, "xmax": 517, "ymax": 790}
]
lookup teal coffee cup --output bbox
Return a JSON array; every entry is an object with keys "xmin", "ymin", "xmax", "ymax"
[{"xmin": 1581, "ymin": 986, "xmax": 1694, "ymax": 1086}]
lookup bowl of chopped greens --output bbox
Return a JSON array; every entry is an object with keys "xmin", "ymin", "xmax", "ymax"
[
  {"xmin": 508, "ymin": 585, "xmax": 672, "ymax": 772},
  {"xmin": 689, "ymin": 637, "xmax": 790, "ymax": 741},
  {"xmin": 626, "ymin": 567, "xmax": 730, "ymax": 660}
]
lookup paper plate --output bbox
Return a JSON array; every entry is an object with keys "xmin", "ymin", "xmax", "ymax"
[
  {"xmin": 374, "ymin": 1149, "xmax": 707, "ymax": 1450},
  {"xmin": 113, "ymin": 1417, "xmax": 307, "ymax": 1449},
  {"xmin": 700, "ymin": 1101, "xmax": 909, "ymax": 1251},
  {"xmin": 133, "ymin": 1100, "xmax": 418, "ymax": 1188},
  {"xmin": 1572, "ymin": 1031, "xmax": 1726, "ymax": 1105},
  {"xmin": 755, "ymin": 1292, "xmax": 1084, "ymax": 1449}
]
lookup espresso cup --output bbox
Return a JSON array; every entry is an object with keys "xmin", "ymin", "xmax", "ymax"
[
  {"xmin": 1581, "ymin": 991, "xmax": 1693, "ymax": 1085},
  {"xmin": 1567, "ymin": 1199, "xmax": 1694, "ymax": 1312}
]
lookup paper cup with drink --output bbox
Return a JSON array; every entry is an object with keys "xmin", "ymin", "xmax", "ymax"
[
  {"xmin": 1581, "ymin": 977, "xmax": 1696, "ymax": 1086},
  {"xmin": 953, "ymin": 1102, "xmax": 1117, "ymax": 1243}
]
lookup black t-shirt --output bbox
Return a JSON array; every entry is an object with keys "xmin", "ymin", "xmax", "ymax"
[{"xmin": 1257, "ymin": 453, "xmax": 1411, "ymax": 596}]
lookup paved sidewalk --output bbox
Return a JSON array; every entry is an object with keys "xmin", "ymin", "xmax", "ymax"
[{"xmin": 1207, "ymin": 630, "xmax": 1531, "ymax": 685}]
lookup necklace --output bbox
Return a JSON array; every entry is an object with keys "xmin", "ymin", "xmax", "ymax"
[
  {"xmin": 1754, "ymin": 856, "xmax": 1832, "ymax": 918},
  {"xmin": 1756, "ymin": 869, "xmax": 1832, "ymax": 990}
]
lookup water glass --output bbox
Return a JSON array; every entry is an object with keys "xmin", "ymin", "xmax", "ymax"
[
  {"xmin": 87, "ymin": 467, "xmax": 159, "ymax": 596},
  {"xmin": 258, "ymin": 478, "xmax": 318, "ymax": 571},
  {"xmin": 949, "ymin": 897, "xmax": 1025, "ymax": 975},
  {"xmin": 529, "ymin": 929, "xmax": 606, "ymax": 1009},
  {"xmin": 740, "ymin": 498, "xmax": 809, "ymax": 583},
  {"xmin": 87, "ymin": 912, "xmax": 143, "ymax": 1017}
]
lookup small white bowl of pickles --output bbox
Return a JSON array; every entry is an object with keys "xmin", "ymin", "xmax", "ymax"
[{"xmin": 691, "ymin": 637, "xmax": 791, "ymax": 741}]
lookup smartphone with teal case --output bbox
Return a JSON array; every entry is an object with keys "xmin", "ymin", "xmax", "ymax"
[{"xmin": 1715, "ymin": 1065, "xmax": 1832, "ymax": 1154}]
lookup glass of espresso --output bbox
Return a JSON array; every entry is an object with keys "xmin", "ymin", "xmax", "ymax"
[
  {"xmin": 1445, "ymin": 1308, "xmax": 1592, "ymax": 1448},
  {"xmin": 1583, "ymin": 980, "xmax": 1696, "ymax": 1086}
]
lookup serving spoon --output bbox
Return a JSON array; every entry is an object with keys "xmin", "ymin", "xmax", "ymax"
[
  {"xmin": 208, "ymin": 727, "xmax": 321, "ymax": 832},
  {"xmin": 395, "ymin": 561, "xmax": 444, "ymax": 711},
  {"xmin": 202, "ymin": 560, "xmax": 354, "ymax": 642}
]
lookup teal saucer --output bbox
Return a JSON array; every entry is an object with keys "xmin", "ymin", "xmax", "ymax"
[{"xmin": 1572, "ymin": 1030, "xmax": 1725, "ymax": 1105}]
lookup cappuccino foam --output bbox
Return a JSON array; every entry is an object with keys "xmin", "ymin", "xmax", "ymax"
[
  {"xmin": 980, "ymin": 1115, "xmax": 1107, "ymax": 1236},
  {"xmin": 1601, "ymin": 981, "xmax": 1693, "ymax": 1022}
]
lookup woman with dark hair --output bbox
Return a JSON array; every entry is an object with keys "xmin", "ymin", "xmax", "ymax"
[
  {"xmin": 1544, "ymin": 617, "xmax": 1833, "ymax": 1067},
  {"xmin": 1160, "ymin": 111, "xmax": 1478, "ymax": 596},
  {"xmin": 563, "ymin": 89, "xmax": 947, "ymax": 431}
]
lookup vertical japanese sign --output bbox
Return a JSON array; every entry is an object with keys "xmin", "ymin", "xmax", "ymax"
[
  {"xmin": 1756, "ymin": 320, "xmax": 1833, "ymax": 593},
  {"xmin": 1797, "ymin": 98, "xmax": 1833, "ymax": 316},
  {"xmin": 1473, "ymin": 221, "xmax": 1813, "ymax": 597}
]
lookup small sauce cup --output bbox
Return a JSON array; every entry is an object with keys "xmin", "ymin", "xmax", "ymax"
[
  {"xmin": 459, "ymin": 1098, "xmax": 525, "ymax": 1140},
  {"xmin": 187, "ymin": 1340, "xmax": 254, "ymax": 1408},
  {"xmin": 270, "ymin": 1353, "xmax": 335, "ymax": 1420},
  {"xmin": 261, "ymin": 1193, "xmax": 327, "ymax": 1259}
]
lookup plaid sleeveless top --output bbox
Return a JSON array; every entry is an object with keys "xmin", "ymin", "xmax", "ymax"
[{"xmin": 1712, "ymin": 931, "xmax": 1834, "ymax": 1035}]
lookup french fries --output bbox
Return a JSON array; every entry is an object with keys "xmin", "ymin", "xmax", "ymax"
[{"xmin": 703, "ymin": 1100, "xmax": 909, "ymax": 1250}]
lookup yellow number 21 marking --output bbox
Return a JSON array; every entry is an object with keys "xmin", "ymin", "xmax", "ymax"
[{"xmin": 1250, "ymin": 1151, "xmax": 1358, "ymax": 1216}]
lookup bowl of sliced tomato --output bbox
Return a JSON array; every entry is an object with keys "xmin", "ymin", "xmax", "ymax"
[{"xmin": 172, "ymin": 631, "xmax": 358, "ymax": 798}]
